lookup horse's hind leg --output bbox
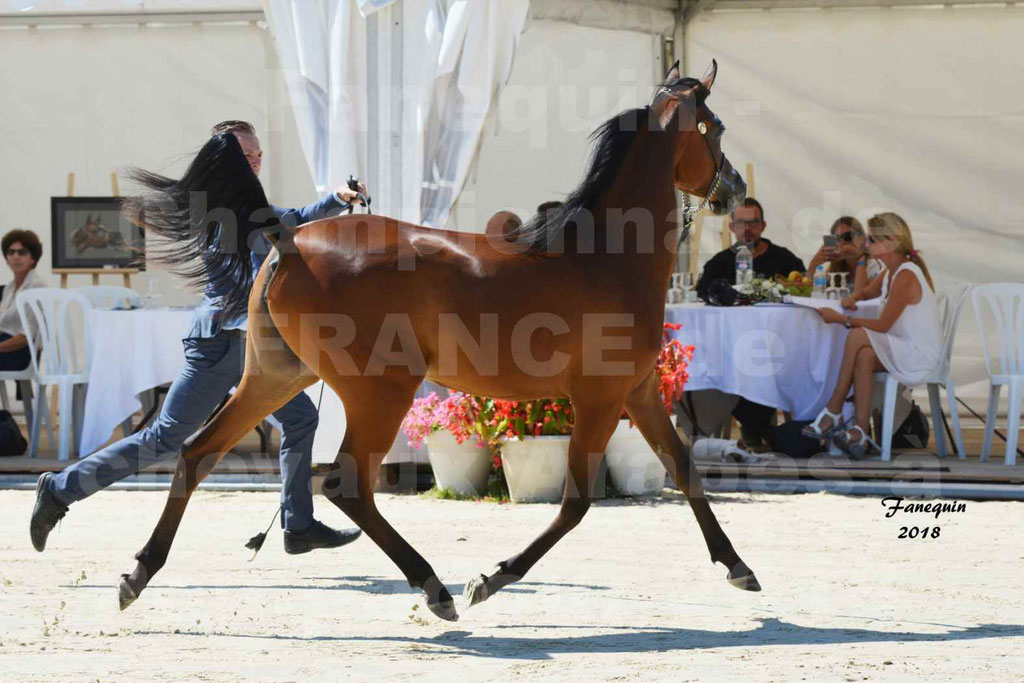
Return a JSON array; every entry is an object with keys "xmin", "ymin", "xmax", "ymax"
[
  {"xmin": 624, "ymin": 373, "xmax": 760, "ymax": 591},
  {"xmin": 464, "ymin": 399, "xmax": 622, "ymax": 607},
  {"xmin": 119, "ymin": 330, "xmax": 315, "ymax": 609},
  {"xmin": 319, "ymin": 377, "xmax": 459, "ymax": 621}
]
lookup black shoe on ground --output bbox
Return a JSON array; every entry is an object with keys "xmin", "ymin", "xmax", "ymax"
[
  {"xmin": 30, "ymin": 472, "xmax": 68, "ymax": 552},
  {"xmin": 283, "ymin": 519, "xmax": 362, "ymax": 555}
]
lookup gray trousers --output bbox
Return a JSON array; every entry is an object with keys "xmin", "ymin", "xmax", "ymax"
[{"xmin": 48, "ymin": 331, "xmax": 318, "ymax": 531}]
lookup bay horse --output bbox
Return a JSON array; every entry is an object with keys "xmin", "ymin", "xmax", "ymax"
[{"xmin": 119, "ymin": 61, "xmax": 759, "ymax": 621}]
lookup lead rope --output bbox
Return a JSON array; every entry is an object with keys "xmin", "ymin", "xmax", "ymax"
[{"xmin": 245, "ymin": 180, "xmax": 370, "ymax": 559}]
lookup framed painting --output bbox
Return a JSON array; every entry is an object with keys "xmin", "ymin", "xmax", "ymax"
[{"xmin": 50, "ymin": 196, "xmax": 145, "ymax": 270}]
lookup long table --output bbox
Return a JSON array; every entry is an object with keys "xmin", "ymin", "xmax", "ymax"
[{"xmin": 665, "ymin": 299, "xmax": 879, "ymax": 420}]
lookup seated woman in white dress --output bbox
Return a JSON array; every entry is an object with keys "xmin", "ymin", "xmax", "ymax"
[{"xmin": 802, "ymin": 212, "xmax": 941, "ymax": 458}]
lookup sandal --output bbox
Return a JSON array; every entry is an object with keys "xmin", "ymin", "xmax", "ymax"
[
  {"xmin": 801, "ymin": 407, "xmax": 844, "ymax": 440},
  {"xmin": 833, "ymin": 425, "xmax": 879, "ymax": 460}
]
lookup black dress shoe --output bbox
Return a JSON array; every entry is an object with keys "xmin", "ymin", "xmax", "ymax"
[
  {"xmin": 30, "ymin": 472, "xmax": 68, "ymax": 552},
  {"xmin": 283, "ymin": 519, "xmax": 362, "ymax": 555}
]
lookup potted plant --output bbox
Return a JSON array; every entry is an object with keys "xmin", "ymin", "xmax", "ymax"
[
  {"xmin": 401, "ymin": 392, "xmax": 494, "ymax": 497},
  {"xmin": 604, "ymin": 322, "xmax": 695, "ymax": 496},
  {"xmin": 486, "ymin": 397, "xmax": 575, "ymax": 503}
]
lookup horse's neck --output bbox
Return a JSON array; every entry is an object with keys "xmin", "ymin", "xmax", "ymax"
[{"xmin": 589, "ymin": 126, "xmax": 680, "ymax": 278}]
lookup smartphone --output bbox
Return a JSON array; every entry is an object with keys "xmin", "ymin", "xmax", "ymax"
[{"xmin": 823, "ymin": 235, "xmax": 838, "ymax": 249}]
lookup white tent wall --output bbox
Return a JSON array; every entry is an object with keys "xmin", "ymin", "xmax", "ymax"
[
  {"xmin": 685, "ymin": 6, "xmax": 1024, "ymax": 402},
  {"xmin": 449, "ymin": 19, "xmax": 665, "ymax": 232}
]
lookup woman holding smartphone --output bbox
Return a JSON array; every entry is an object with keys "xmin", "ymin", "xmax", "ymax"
[{"xmin": 802, "ymin": 212, "xmax": 941, "ymax": 458}]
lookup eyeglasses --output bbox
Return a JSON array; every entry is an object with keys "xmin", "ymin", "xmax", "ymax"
[
  {"xmin": 731, "ymin": 219, "xmax": 763, "ymax": 229},
  {"xmin": 6, "ymin": 248, "xmax": 29, "ymax": 256},
  {"xmin": 836, "ymin": 231, "xmax": 855, "ymax": 243}
]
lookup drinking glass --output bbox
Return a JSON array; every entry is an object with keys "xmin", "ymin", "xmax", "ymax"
[{"xmin": 144, "ymin": 279, "xmax": 164, "ymax": 309}]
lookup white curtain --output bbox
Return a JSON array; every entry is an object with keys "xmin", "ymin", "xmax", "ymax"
[
  {"xmin": 263, "ymin": 0, "xmax": 530, "ymax": 462},
  {"xmin": 263, "ymin": 0, "xmax": 528, "ymax": 223},
  {"xmin": 262, "ymin": 0, "xmax": 367, "ymax": 194},
  {"xmin": 418, "ymin": 0, "xmax": 530, "ymax": 227}
]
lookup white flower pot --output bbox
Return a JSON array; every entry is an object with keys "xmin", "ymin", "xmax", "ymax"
[
  {"xmin": 425, "ymin": 431, "xmax": 493, "ymax": 497},
  {"xmin": 604, "ymin": 419, "xmax": 666, "ymax": 496},
  {"xmin": 500, "ymin": 435, "xmax": 570, "ymax": 503}
]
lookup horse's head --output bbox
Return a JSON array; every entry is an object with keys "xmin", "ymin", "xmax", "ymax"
[{"xmin": 651, "ymin": 60, "xmax": 746, "ymax": 215}]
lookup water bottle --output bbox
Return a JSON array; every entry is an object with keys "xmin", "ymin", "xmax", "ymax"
[
  {"xmin": 812, "ymin": 265, "xmax": 827, "ymax": 299},
  {"xmin": 735, "ymin": 244, "xmax": 753, "ymax": 286}
]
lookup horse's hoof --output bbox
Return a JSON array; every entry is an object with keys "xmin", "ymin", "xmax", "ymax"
[
  {"xmin": 464, "ymin": 574, "xmax": 490, "ymax": 607},
  {"xmin": 726, "ymin": 560, "xmax": 761, "ymax": 592},
  {"xmin": 426, "ymin": 598, "xmax": 459, "ymax": 622},
  {"xmin": 118, "ymin": 574, "xmax": 139, "ymax": 611}
]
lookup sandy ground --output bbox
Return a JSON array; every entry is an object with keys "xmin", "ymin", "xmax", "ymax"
[{"xmin": 0, "ymin": 488, "xmax": 1022, "ymax": 682}]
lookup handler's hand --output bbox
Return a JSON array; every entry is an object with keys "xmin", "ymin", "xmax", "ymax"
[
  {"xmin": 817, "ymin": 307, "xmax": 845, "ymax": 325},
  {"xmin": 336, "ymin": 182, "xmax": 368, "ymax": 205}
]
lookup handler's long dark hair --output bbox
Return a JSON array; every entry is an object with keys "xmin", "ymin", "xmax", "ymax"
[{"xmin": 123, "ymin": 133, "xmax": 279, "ymax": 318}]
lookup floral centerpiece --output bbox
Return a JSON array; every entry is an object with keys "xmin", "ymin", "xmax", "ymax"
[{"xmin": 735, "ymin": 277, "xmax": 788, "ymax": 303}]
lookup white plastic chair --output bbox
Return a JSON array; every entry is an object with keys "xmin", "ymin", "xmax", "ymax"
[
  {"xmin": 872, "ymin": 284, "xmax": 971, "ymax": 461},
  {"xmin": 923, "ymin": 283, "xmax": 971, "ymax": 459},
  {"xmin": 971, "ymin": 284, "xmax": 1024, "ymax": 466},
  {"xmin": 16, "ymin": 289, "xmax": 93, "ymax": 460},
  {"xmin": 77, "ymin": 285, "xmax": 142, "ymax": 310}
]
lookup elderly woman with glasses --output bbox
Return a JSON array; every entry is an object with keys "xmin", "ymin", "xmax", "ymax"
[{"xmin": 0, "ymin": 229, "xmax": 48, "ymax": 370}]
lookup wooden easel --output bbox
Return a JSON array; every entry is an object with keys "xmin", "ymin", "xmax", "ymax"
[{"xmin": 56, "ymin": 171, "xmax": 139, "ymax": 289}]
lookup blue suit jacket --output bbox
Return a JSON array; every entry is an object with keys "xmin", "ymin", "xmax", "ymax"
[{"xmin": 184, "ymin": 192, "xmax": 349, "ymax": 339}]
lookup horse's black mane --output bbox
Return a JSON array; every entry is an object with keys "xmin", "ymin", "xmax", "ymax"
[{"xmin": 515, "ymin": 77, "xmax": 705, "ymax": 254}]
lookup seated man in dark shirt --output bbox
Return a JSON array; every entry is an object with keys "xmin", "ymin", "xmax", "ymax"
[
  {"xmin": 696, "ymin": 197, "xmax": 806, "ymax": 296},
  {"xmin": 696, "ymin": 197, "xmax": 806, "ymax": 447}
]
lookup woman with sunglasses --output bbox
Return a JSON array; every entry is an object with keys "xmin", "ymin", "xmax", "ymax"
[
  {"xmin": 805, "ymin": 216, "xmax": 883, "ymax": 296},
  {"xmin": 0, "ymin": 229, "xmax": 48, "ymax": 371},
  {"xmin": 802, "ymin": 213, "xmax": 941, "ymax": 458}
]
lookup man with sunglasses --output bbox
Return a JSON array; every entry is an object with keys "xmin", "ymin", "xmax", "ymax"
[
  {"xmin": 31, "ymin": 121, "xmax": 368, "ymax": 556},
  {"xmin": 695, "ymin": 197, "xmax": 805, "ymax": 447}
]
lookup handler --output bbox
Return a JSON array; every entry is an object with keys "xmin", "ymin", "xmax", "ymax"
[{"xmin": 31, "ymin": 121, "xmax": 365, "ymax": 555}]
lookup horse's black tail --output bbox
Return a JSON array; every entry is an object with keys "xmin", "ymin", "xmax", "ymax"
[{"xmin": 123, "ymin": 133, "xmax": 280, "ymax": 318}]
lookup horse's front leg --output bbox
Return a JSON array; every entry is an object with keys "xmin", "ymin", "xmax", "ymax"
[
  {"xmin": 464, "ymin": 399, "xmax": 622, "ymax": 608},
  {"xmin": 119, "ymin": 375, "xmax": 309, "ymax": 609},
  {"xmin": 625, "ymin": 373, "xmax": 760, "ymax": 591}
]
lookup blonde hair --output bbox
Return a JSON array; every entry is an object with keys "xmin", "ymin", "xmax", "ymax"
[{"xmin": 866, "ymin": 212, "xmax": 934, "ymax": 291}]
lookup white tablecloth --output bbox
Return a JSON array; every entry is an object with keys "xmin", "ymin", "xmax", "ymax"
[
  {"xmin": 665, "ymin": 299, "xmax": 879, "ymax": 421},
  {"xmin": 80, "ymin": 308, "xmax": 194, "ymax": 455}
]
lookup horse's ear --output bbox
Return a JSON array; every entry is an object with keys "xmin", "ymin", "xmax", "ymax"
[
  {"xmin": 653, "ymin": 88, "xmax": 696, "ymax": 131},
  {"xmin": 664, "ymin": 60, "xmax": 680, "ymax": 85},
  {"xmin": 701, "ymin": 59, "xmax": 718, "ymax": 92}
]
